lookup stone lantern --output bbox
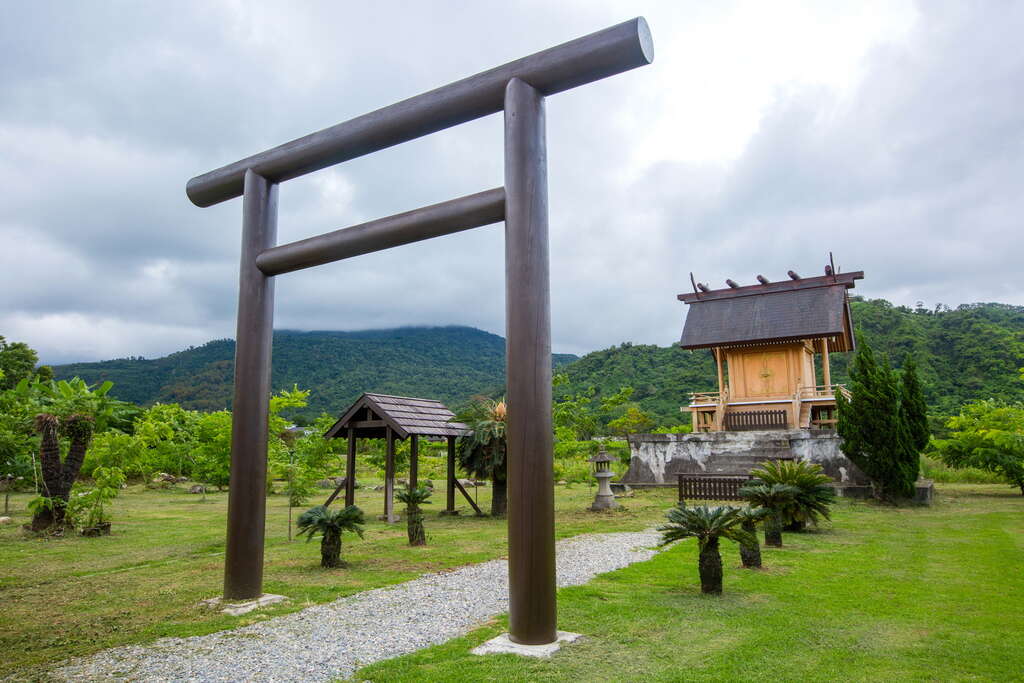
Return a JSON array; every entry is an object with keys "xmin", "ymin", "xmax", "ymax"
[{"xmin": 588, "ymin": 445, "xmax": 618, "ymax": 511}]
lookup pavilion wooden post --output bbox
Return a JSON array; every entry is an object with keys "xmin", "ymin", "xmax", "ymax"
[
  {"xmin": 223, "ymin": 170, "xmax": 278, "ymax": 600},
  {"xmin": 504, "ymin": 77, "xmax": 557, "ymax": 646},
  {"xmin": 821, "ymin": 339, "xmax": 832, "ymax": 387},
  {"xmin": 714, "ymin": 347, "xmax": 724, "ymax": 394},
  {"xmin": 410, "ymin": 434, "xmax": 419, "ymax": 489},
  {"xmin": 345, "ymin": 428, "xmax": 357, "ymax": 507},
  {"xmin": 384, "ymin": 427, "xmax": 397, "ymax": 523},
  {"xmin": 443, "ymin": 435, "xmax": 457, "ymax": 515}
]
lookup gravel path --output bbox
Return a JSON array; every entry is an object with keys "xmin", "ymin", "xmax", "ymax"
[{"xmin": 54, "ymin": 529, "xmax": 661, "ymax": 682}]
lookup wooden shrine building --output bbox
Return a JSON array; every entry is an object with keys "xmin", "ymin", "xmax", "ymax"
[
  {"xmin": 323, "ymin": 393, "xmax": 478, "ymax": 521},
  {"xmin": 678, "ymin": 267, "xmax": 864, "ymax": 432}
]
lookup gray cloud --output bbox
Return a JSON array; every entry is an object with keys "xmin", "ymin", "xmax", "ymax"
[{"xmin": 1, "ymin": 1, "xmax": 1020, "ymax": 364}]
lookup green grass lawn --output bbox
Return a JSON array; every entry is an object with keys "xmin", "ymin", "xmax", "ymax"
[
  {"xmin": 353, "ymin": 485, "xmax": 1024, "ymax": 682},
  {"xmin": 0, "ymin": 480, "xmax": 676, "ymax": 679},
  {"xmin": 2, "ymin": 484, "xmax": 1021, "ymax": 681}
]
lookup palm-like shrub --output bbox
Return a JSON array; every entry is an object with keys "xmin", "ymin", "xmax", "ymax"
[
  {"xmin": 735, "ymin": 506, "xmax": 770, "ymax": 568},
  {"xmin": 296, "ymin": 504, "xmax": 365, "ymax": 568},
  {"xmin": 738, "ymin": 483, "xmax": 800, "ymax": 547},
  {"xmin": 658, "ymin": 504, "xmax": 755, "ymax": 594},
  {"xmin": 396, "ymin": 486, "xmax": 432, "ymax": 546},
  {"xmin": 453, "ymin": 398, "xmax": 507, "ymax": 516},
  {"xmin": 749, "ymin": 460, "xmax": 837, "ymax": 531},
  {"xmin": 31, "ymin": 413, "xmax": 95, "ymax": 531}
]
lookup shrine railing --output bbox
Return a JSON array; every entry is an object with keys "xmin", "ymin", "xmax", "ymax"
[
  {"xmin": 799, "ymin": 383, "xmax": 849, "ymax": 400},
  {"xmin": 689, "ymin": 391, "xmax": 722, "ymax": 406},
  {"xmin": 725, "ymin": 409, "xmax": 788, "ymax": 431}
]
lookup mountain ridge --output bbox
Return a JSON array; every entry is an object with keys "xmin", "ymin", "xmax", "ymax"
[
  {"xmin": 52, "ymin": 299, "xmax": 1024, "ymax": 425},
  {"xmin": 53, "ymin": 326, "xmax": 578, "ymax": 419}
]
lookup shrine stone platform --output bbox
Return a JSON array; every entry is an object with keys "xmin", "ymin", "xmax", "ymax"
[{"xmin": 621, "ymin": 429, "xmax": 869, "ymax": 486}]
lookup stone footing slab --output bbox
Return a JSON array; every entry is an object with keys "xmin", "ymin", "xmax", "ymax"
[
  {"xmin": 200, "ymin": 593, "xmax": 288, "ymax": 616},
  {"xmin": 471, "ymin": 631, "xmax": 582, "ymax": 658}
]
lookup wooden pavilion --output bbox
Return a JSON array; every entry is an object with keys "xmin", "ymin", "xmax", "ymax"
[
  {"xmin": 678, "ymin": 267, "xmax": 864, "ymax": 432},
  {"xmin": 323, "ymin": 393, "xmax": 478, "ymax": 522}
]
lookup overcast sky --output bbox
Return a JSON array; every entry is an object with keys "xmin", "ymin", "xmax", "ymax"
[{"xmin": 2, "ymin": 1, "xmax": 1020, "ymax": 364}]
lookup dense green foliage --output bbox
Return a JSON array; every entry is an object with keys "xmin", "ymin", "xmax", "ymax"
[
  {"xmin": 932, "ymin": 399, "xmax": 1024, "ymax": 495},
  {"xmin": 837, "ymin": 338, "xmax": 920, "ymax": 500},
  {"xmin": 900, "ymin": 353, "xmax": 931, "ymax": 452},
  {"xmin": 53, "ymin": 327, "xmax": 576, "ymax": 420},
  {"xmin": 554, "ymin": 299, "xmax": 1024, "ymax": 427},
  {"xmin": 46, "ymin": 300, "xmax": 1024, "ymax": 429},
  {"xmin": 0, "ymin": 336, "xmax": 52, "ymax": 390},
  {"xmin": 67, "ymin": 465, "xmax": 126, "ymax": 530}
]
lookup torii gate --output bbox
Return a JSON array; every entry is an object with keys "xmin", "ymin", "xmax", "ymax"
[{"xmin": 186, "ymin": 18, "xmax": 653, "ymax": 646}]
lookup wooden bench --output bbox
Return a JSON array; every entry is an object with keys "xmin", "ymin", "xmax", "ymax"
[{"xmin": 677, "ymin": 474, "xmax": 753, "ymax": 502}]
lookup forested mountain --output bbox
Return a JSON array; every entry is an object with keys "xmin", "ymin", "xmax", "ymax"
[
  {"xmin": 53, "ymin": 327, "xmax": 577, "ymax": 421},
  {"xmin": 52, "ymin": 300, "xmax": 1024, "ymax": 426},
  {"xmin": 553, "ymin": 299, "xmax": 1024, "ymax": 425}
]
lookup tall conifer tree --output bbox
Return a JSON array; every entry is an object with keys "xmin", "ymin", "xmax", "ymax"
[
  {"xmin": 836, "ymin": 336, "xmax": 917, "ymax": 501},
  {"xmin": 900, "ymin": 353, "xmax": 930, "ymax": 453}
]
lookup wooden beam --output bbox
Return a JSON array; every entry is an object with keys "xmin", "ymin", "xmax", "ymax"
[
  {"xmin": 822, "ymin": 338, "xmax": 832, "ymax": 387},
  {"xmin": 349, "ymin": 419, "xmax": 386, "ymax": 429},
  {"xmin": 345, "ymin": 428, "xmax": 356, "ymax": 507},
  {"xmin": 410, "ymin": 434, "xmax": 419, "ymax": 489},
  {"xmin": 384, "ymin": 427, "xmax": 397, "ymax": 523},
  {"xmin": 453, "ymin": 477, "xmax": 483, "ymax": 516},
  {"xmin": 222, "ymin": 170, "xmax": 277, "ymax": 601},
  {"xmin": 714, "ymin": 347, "xmax": 724, "ymax": 394},
  {"xmin": 444, "ymin": 436, "xmax": 457, "ymax": 514},
  {"xmin": 505, "ymin": 77, "xmax": 557, "ymax": 646}
]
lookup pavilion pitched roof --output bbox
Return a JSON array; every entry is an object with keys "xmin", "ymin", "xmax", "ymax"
[
  {"xmin": 678, "ymin": 271, "xmax": 863, "ymax": 352},
  {"xmin": 324, "ymin": 392, "xmax": 468, "ymax": 440}
]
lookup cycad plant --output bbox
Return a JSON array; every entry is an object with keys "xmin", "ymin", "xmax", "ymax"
[
  {"xmin": 296, "ymin": 504, "xmax": 365, "ymax": 568},
  {"xmin": 31, "ymin": 413, "xmax": 95, "ymax": 531},
  {"xmin": 738, "ymin": 483, "xmax": 800, "ymax": 547},
  {"xmin": 453, "ymin": 398, "xmax": 507, "ymax": 516},
  {"xmin": 749, "ymin": 460, "xmax": 836, "ymax": 531},
  {"xmin": 658, "ymin": 504, "xmax": 755, "ymax": 594},
  {"xmin": 396, "ymin": 486, "xmax": 432, "ymax": 546},
  {"xmin": 735, "ymin": 506, "xmax": 770, "ymax": 568}
]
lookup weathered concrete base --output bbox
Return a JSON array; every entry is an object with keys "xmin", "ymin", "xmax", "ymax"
[
  {"xmin": 914, "ymin": 479, "xmax": 934, "ymax": 505},
  {"xmin": 200, "ymin": 594, "xmax": 288, "ymax": 616},
  {"xmin": 833, "ymin": 479, "xmax": 935, "ymax": 505},
  {"xmin": 471, "ymin": 631, "xmax": 582, "ymax": 658},
  {"xmin": 623, "ymin": 429, "xmax": 869, "ymax": 485},
  {"xmin": 832, "ymin": 483, "xmax": 873, "ymax": 499}
]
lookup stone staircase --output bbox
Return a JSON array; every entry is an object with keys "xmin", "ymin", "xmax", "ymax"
[{"xmin": 702, "ymin": 432, "xmax": 795, "ymax": 475}]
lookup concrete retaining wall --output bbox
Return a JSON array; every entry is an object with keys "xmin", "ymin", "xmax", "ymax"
[{"xmin": 622, "ymin": 429, "xmax": 869, "ymax": 485}]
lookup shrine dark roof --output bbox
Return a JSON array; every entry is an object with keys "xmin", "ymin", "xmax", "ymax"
[
  {"xmin": 678, "ymin": 271, "xmax": 863, "ymax": 351},
  {"xmin": 324, "ymin": 392, "xmax": 468, "ymax": 440}
]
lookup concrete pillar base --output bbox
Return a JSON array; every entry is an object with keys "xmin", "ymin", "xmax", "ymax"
[
  {"xmin": 200, "ymin": 593, "xmax": 288, "ymax": 616},
  {"xmin": 471, "ymin": 631, "xmax": 582, "ymax": 658}
]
